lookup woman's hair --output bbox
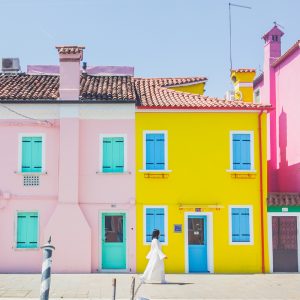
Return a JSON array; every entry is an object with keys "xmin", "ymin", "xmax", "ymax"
[{"xmin": 152, "ymin": 229, "xmax": 160, "ymax": 240}]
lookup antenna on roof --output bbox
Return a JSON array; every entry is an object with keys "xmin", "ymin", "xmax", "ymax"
[
  {"xmin": 273, "ymin": 21, "xmax": 285, "ymax": 30},
  {"xmin": 228, "ymin": 2, "xmax": 252, "ymax": 71}
]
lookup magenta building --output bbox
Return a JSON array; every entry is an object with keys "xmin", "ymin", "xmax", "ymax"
[
  {"xmin": 254, "ymin": 25, "xmax": 300, "ymax": 272},
  {"xmin": 0, "ymin": 46, "xmax": 136, "ymax": 273}
]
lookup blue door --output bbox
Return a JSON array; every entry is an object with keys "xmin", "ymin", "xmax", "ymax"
[{"xmin": 188, "ymin": 215, "xmax": 208, "ymax": 272}]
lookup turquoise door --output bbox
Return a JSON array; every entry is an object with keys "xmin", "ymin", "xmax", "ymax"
[
  {"xmin": 188, "ymin": 215, "xmax": 208, "ymax": 273},
  {"xmin": 102, "ymin": 213, "xmax": 126, "ymax": 269}
]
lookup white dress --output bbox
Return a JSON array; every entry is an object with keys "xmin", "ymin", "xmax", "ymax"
[{"xmin": 141, "ymin": 238, "xmax": 166, "ymax": 283}]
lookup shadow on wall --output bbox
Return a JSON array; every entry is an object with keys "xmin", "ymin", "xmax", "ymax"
[{"xmin": 275, "ymin": 108, "xmax": 300, "ymax": 192}]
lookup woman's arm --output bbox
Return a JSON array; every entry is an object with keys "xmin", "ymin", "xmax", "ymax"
[{"xmin": 153, "ymin": 239, "xmax": 166, "ymax": 260}]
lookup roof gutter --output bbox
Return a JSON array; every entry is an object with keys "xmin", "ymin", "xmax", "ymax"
[
  {"xmin": 258, "ymin": 109, "xmax": 266, "ymax": 273},
  {"xmin": 136, "ymin": 105, "xmax": 273, "ymax": 111}
]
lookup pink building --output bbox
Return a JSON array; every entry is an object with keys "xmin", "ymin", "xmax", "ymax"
[
  {"xmin": 254, "ymin": 25, "xmax": 300, "ymax": 272},
  {"xmin": 0, "ymin": 46, "xmax": 136, "ymax": 273}
]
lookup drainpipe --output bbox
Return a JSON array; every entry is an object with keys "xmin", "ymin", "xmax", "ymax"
[{"xmin": 258, "ymin": 110, "xmax": 265, "ymax": 273}]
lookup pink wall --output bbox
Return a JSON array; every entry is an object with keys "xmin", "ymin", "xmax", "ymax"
[{"xmin": 274, "ymin": 49, "xmax": 300, "ymax": 192}]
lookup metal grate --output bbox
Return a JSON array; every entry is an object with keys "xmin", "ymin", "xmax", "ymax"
[{"xmin": 23, "ymin": 175, "xmax": 40, "ymax": 186}]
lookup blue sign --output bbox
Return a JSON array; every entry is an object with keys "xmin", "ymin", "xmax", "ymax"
[{"xmin": 174, "ymin": 224, "xmax": 182, "ymax": 233}]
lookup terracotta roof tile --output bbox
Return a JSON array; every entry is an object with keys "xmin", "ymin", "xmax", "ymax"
[
  {"xmin": 231, "ymin": 68, "xmax": 256, "ymax": 73},
  {"xmin": 268, "ymin": 192, "xmax": 300, "ymax": 206},
  {"xmin": 134, "ymin": 77, "xmax": 270, "ymax": 110},
  {"xmin": 56, "ymin": 46, "xmax": 85, "ymax": 55},
  {"xmin": 0, "ymin": 74, "xmax": 271, "ymax": 109},
  {"xmin": 272, "ymin": 40, "xmax": 300, "ymax": 67},
  {"xmin": 0, "ymin": 74, "xmax": 59, "ymax": 100}
]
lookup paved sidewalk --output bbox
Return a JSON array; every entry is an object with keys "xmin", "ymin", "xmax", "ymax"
[{"xmin": 0, "ymin": 273, "xmax": 299, "ymax": 299}]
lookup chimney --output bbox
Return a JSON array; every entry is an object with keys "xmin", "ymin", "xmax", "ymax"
[
  {"xmin": 56, "ymin": 46, "xmax": 85, "ymax": 100},
  {"xmin": 262, "ymin": 25, "xmax": 284, "ymax": 105},
  {"xmin": 230, "ymin": 68, "xmax": 256, "ymax": 102}
]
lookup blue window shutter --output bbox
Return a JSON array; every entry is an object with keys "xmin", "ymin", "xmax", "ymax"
[
  {"xmin": 146, "ymin": 208, "xmax": 155, "ymax": 242},
  {"xmin": 146, "ymin": 134, "xmax": 155, "ymax": 170},
  {"xmin": 232, "ymin": 134, "xmax": 251, "ymax": 170},
  {"xmin": 103, "ymin": 138, "xmax": 113, "ymax": 172},
  {"xmin": 240, "ymin": 208, "xmax": 250, "ymax": 242},
  {"xmin": 232, "ymin": 134, "xmax": 242, "ymax": 170},
  {"xmin": 231, "ymin": 208, "xmax": 240, "ymax": 242},
  {"xmin": 112, "ymin": 137, "xmax": 124, "ymax": 173},
  {"xmin": 22, "ymin": 137, "xmax": 32, "ymax": 172},
  {"xmin": 241, "ymin": 134, "xmax": 251, "ymax": 170},
  {"xmin": 154, "ymin": 208, "xmax": 165, "ymax": 242},
  {"xmin": 31, "ymin": 137, "xmax": 42, "ymax": 172},
  {"xmin": 154, "ymin": 134, "xmax": 165, "ymax": 170}
]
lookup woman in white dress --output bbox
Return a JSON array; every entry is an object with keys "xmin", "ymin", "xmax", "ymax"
[{"xmin": 140, "ymin": 229, "xmax": 167, "ymax": 284}]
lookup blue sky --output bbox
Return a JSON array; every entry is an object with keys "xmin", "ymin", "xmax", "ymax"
[{"xmin": 0, "ymin": 0, "xmax": 299, "ymax": 97}]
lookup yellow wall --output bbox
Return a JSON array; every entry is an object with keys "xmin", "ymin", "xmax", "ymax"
[
  {"xmin": 136, "ymin": 112, "xmax": 269, "ymax": 274},
  {"xmin": 231, "ymin": 71, "xmax": 256, "ymax": 102},
  {"xmin": 169, "ymin": 82, "xmax": 205, "ymax": 95}
]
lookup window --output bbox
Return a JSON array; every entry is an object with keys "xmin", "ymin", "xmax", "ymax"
[
  {"xmin": 144, "ymin": 132, "xmax": 167, "ymax": 171},
  {"xmin": 21, "ymin": 137, "xmax": 42, "ymax": 173},
  {"xmin": 16, "ymin": 212, "xmax": 39, "ymax": 249},
  {"xmin": 144, "ymin": 207, "xmax": 167, "ymax": 244},
  {"xmin": 231, "ymin": 132, "xmax": 254, "ymax": 171},
  {"xmin": 102, "ymin": 137, "xmax": 124, "ymax": 173},
  {"xmin": 254, "ymin": 89, "xmax": 260, "ymax": 104},
  {"xmin": 229, "ymin": 206, "xmax": 253, "ymax": 245}
]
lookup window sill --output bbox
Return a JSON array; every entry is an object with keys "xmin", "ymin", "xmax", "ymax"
[
  {"xmin": 15, "ymin": 171, "xmax": 47, "ymax": 175},
  {"xmin": 14, "ymin": 247, "xmax": 40, "ymax": 251},
  {"xmin": 227, "ymin": 170, "xmax": 257, "ymax": 179},
  {"xmin": 138, "ymin": 170, "xmax": 172, "ymax": 173},
  {"xmin": 96, "ymin": 171, "xmax": 131, "ymax": 175},
  {"xmin": 226, "ymin": 169, "xmax": 256, "ymax": 173},
  {"xmin": 229, "ymin": 242, "xmax": 254, "ymax": 246}
]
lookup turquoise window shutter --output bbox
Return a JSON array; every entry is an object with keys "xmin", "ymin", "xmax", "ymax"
[
  {"xmin": 155, "ymin": 208, "xmax": 165, "ymax": 242},
  {"xmin": 146, "ymin": 134, "xmax": 155, "ymax": 170},
  {"xmin": 231, "ymin": 208, "xmax": 250, "ymax": 242},
  {"xmin": 146, "ymin": 133, "xmax": 165, "ymax": 170},
  {"xmin": 17, "ymin": 212, "xmax": 38, "ymax": 249},
  {"xmin": 103, "ymin": 138, "xmax": 113, "ymax": 172},
  {"xmin": 112, "ymin": 137, "xmax": 124, "ymax": 173},
  {"xmin": 22, "ymin": 137, "xmax": 42, "ymax": 173},
  {"xmin": 17, "ymin": 214, "xmax": 27, "ymax": 248},
  {"xmin": 32, "ymin": 137, "xmax": 42, "ymax": 172},
  {"xmin": 232, "ymin": 134, "xmax": 251, "ymax": 170},
  {"xmin": 28, "ymin": 213, "xmax": 38, "ymax": 247},
  {"xmin": 146, "ymin": 208, "xmax": 155, "ymax": 242},
  {"xmin": 22, "ymin": 137, "xmax": 32, "ymax": 172}
]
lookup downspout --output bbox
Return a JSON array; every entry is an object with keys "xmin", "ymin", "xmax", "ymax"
[{"xmin": 258, "ymin": 109, "xmax": 265, "ymax": 273}]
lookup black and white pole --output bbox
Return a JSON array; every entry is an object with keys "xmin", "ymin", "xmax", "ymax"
[{"xmin": 40, "ymin": 236, "xmax": 55, "ymax": 300}]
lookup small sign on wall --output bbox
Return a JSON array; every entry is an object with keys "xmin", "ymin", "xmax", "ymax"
[
  {"xmin": 174, "ymin": 224, "xmax": 182, "ymax": 233},
  {"xmin": 282, "ymin": 207, "xmax": 288, "ymax": 212}
]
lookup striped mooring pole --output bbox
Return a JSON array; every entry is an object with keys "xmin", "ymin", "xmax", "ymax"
[{"xmin": 40, "ymin": 236, "xmax": 55, "ymax": 300}]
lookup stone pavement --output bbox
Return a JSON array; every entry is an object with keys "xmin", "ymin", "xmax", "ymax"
[{"xmin": 0, "ymin": 273, "xmax": 299, "ymax": 299}]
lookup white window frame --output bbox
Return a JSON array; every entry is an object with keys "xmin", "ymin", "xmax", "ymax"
[
  {"xmin": 228, "ymin": 205, "xmax": 254, "ymax": 245},
  {"xmin": 18, "ymin": 133, "xmax": 46, "ymax": 173},
  {"xmin": 99, "ymin": 134, "xmax": 128, "ymax": 173},
  {"xmin": 15, "ymin": 210, "xmax": 40, "ymax": 250},
  {"xmin": 143, "ymin": 205, "xmax": 168, "ymax": 245},
  {"xmin": 229, "ymin": 131, "xmax": 255, "ymax": 172},
  {"xmin": 142, "ymin": 130, "xmax": 168, "ymax": 172}
]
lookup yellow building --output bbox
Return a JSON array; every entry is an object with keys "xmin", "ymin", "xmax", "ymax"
[{"xmin": 135, "ymin": 74, "xmax": 271, "ymax": 274}]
